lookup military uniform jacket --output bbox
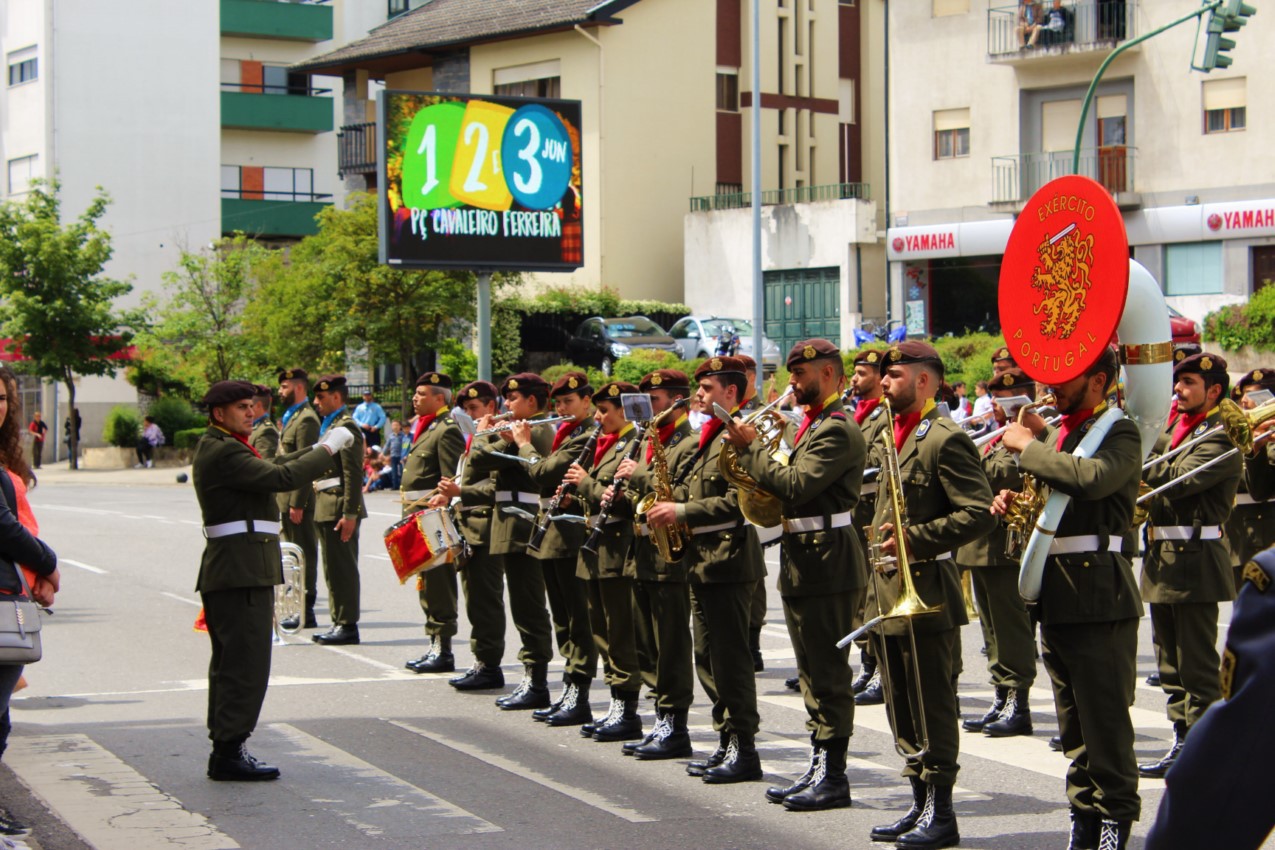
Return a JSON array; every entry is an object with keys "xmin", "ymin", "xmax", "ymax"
[
  {"xmin": 1246, "ymin": 437, "xmax": 1275, "ymax": 501},
  {"xmin": 250, "ymin": 418, "xmax": 279, "ymax": 460},
  {"xmin": 739, "ymin": 397, "xmax": 866, "ymax": 597},
  {"xmin": 956, "ymin": 427, "xmax": 1052, "ymax": 568},
  {"xmin": 853, "ymin": 401, "xmax": 891, "ymax": 540},
  {"xmin": 400, "ymin": 412, "xmax": 465, "ymax": 517},
  {"xmin": 1017, "ymin": 412, "xmax": 1143, "ymax": 625},
  {"xmin": 575, "ymin": 426, "xmax": 640, "ymax": 580},
  {"xmin": 1141, "ymin": 405, "xmax": 1241, "ymax": 604},
  {"xmin": 456, "ymin": 434, "xmax": 497, "ymax": 547},
  {"xmin": 628, "ymin": 419, "xmax": 696, "ymax": 582},
  {"xmin": 469, "ymin": 417, "xmax": 553, "ymax": 556},
  {"xmin": 313, "ymin": 412, "xmax": 367, "ymax": 523},
  {"xmin": 193, "ymin": 426, "xmax": 336, "ymax": 593},
  {"xmin": 869, "ymin": 406, "xmax": 994, "ymax": 633},
  {"xmin": 277, "ymin": 405, "xmax": 320, "ymax": 512},
  {"xmin": 520, "ymin": 420, "xmax": 597, "ymax": 559},
  {"xmin": 1225, "ymin": 467, "xmax": 1275, "ymax": 567}
]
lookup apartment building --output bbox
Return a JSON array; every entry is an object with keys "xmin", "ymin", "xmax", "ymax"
[{"xmin": 884, "ymin": 0, "xmax": 1272, "ymax": 337}]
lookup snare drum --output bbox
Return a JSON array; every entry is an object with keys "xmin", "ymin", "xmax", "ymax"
[
  {"xmin": 418, "ymin": 507, "xmax": 464, "ymax": 566},
  {"xmin": 383, "ymin": 508, "xmax": 465, "ymax": 583}
]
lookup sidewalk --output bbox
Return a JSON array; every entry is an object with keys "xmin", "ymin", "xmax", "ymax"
[{"xmin": 31, "ymin": 463, "xmax": 192, "ymax": 488}]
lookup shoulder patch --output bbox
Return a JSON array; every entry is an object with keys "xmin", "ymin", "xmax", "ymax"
[
  {"xmin": 1080, "ymin": 418, "xmax": 1095, "ymax": 435},
  {"xmin": 829, "ymin": 411, "xmax": 847, "ymax": 421},
  {"xmin": 869, "ymin": 406, "xmax": 884, "ymax": 421},
  {"xmin": 916, "ymin": 420, "xmax": 933, "ymax": 439},
  {"xmin": 1194, "ymin": 421, "xmax": 1210, "ymax": 437}
]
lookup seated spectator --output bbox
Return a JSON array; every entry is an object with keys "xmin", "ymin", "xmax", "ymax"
[
  {"xmin": 134, "ymin": 415, "xmax": 164, "ymax": 469},
  {"xmin": 363, "ymin": 447, "xmax": 389, "ymax": 492},
  {"xmin": 1028, "ymin": 0, "xmax": 1067, "ymax": 46}
]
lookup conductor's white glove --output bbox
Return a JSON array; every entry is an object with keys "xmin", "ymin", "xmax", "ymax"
[{"xmin": 316, "ymin": 427, "xmax": 354, "ymax": 455}]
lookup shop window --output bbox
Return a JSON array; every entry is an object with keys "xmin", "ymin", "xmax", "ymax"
[
  {"xmin": 1203, "ymin": 77, "xmax": 1245, "ymax": 134},
  {"xmin": 1164, "ymin": 242, "xmax": 1223, "ymax": 296},
  {"xmin": 934, "ymin": 108, "xmax": 970, "ymax": 160}
]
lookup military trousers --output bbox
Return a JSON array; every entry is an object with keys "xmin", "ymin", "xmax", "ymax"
[
  {"xmin": 585, "ymin": 576, "xmax": 641, "ymax": 694},
  {"xmin": 1149, "ymin": 601, "xmax": 1222, "ymax": 729},
  {"xmin": 784, "ymin": 590, "xmax": 861, "ymax": 741},
  {"xmin": 968, "ymin": 564, "xmax": 1037, "ymax": 690},
  {"xmin": 633, "ymin": 578, "xmax": 658, "ymax": 692},
  {"xmin": 1041, "ymin": 618, "xmax": 1140, "ymax": 822},
  {"xmin": 692, "ymin": 582, "xmax": 759, "ymax": 735},
  {"xmin": 749, "ymin": 576, "xmax": 767, "ymax": 634},
  {"xmin": 541, "ymin": 556, "xmax": 597, "ymax": 685},
  {"xmin": 278, "ymin": 503, "xmax": 319, "ymax": 613},
  {"xmin": 874, "ymin": 626, "xmax": 961, "ymax": 786},
  {"xmin": 417, "ymin": 563, "xmax": 459, "ymax": 640},
  {"xmin": 637, "ymin": 580, "xmax": 694, "ymax": 711},
  {"xmin": 318, "ymin": 524, "xmax": 360, "ymax": 625},
  {"xmin": 460, "ymin": 546, "xmax": 506, "ymax": 667},
  {"xmin": 501, "ymin": 551, "xmax": 553, "ymax": 668},
  {"xmin": 202, "ymin": 586, "xmax": 274, "ymax": 745}
]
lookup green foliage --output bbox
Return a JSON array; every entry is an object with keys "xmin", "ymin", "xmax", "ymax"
[
  {"xmin": 491, "ymin": 298, "xmax": 524, "ymax": 375},
  {"xmin": 540, "ymin": 362, "xmax": 608, "ymax": 390},
  {"xmin": 174, "ymin": 428, "xmax": 206, "ymax": 451},
  {"xmin": 438, "ymin": 339, "xmax": 478, "ymax": 385},
  {"xmin": 1204, "ymin": 286, "xmax": 1275, "ymax": 351},
  {"xmin": 504, "ymin": 285, "xmax": 689, "ymax": 319},
  {"xmin": 931, "ymin": 333, "xmax": 1008, "ymax": 388},
  {"xmin": 103, "ymin": 406, "xmax": 142, "ymax": 448},
  {"xmin": 611, "ymin": 349, "xmax": 684, "ymax": 384},
  {"xmin": 146, "ymin": 397, "xmax": 203, "ymax": 445}
]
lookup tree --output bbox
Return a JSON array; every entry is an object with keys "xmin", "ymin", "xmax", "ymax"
[{"xmin": 0, "ymin": 179, "xmax": 142, "ymax": 468}]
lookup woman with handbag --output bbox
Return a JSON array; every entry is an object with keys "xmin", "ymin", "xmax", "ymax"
[{"xmin": 0, "ymin": 366, "xmax": 58, "ymax": 838}]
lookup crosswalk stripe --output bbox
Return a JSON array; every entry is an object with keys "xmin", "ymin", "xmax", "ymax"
[
  {"xmin": 5, "ymin": 734, "xmax": 240, "ymax": 850},
  {"xmin": 268, "ymin": 723, "xmax": 502, "ymax": 837},
  {"xmin": 389, "ymin": 718, "xmax": 660, "ymax": 823}
]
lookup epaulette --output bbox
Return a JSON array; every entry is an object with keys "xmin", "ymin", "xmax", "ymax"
[
  {"xmin": 916, "ymin": 419, "xmax": 933, "ymax": 440},
  {"xmin": 829, "ymin": 411, "xmax": 847, "ymax": 421}
]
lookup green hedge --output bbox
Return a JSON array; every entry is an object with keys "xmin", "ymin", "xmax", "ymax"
[
  {"xmin": 174, "ymin": 428, "xmax": 206, "ymax": 450},
  {"xmin": 147, "ymin": 397, "xmax": 205, "ymax": 445},
  {"xmin": 1204, "ymin": 285, "xmax": 1275, "ymax": 351},
  {"xmin": 103, "ymin": 406, "xmax": 142, "ymax": 448},
  {"xmin": 506, "ymin": 285, "xmax": 690, "ymax": 318}
]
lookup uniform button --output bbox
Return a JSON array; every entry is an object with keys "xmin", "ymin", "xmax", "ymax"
[{"xmin": 1082, "ymin": 561, "xmax": 1090, "ymax": 568}]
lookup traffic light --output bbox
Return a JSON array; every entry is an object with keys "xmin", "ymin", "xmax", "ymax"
[{"xmin": 1200, "ymin": 0, "xmax": 1256, "ymax": 71}]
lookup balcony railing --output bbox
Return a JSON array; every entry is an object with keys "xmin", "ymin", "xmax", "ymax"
[
  {"xmin": 988, "ymin": 1, "xmax": 1138, "ymax": 58},
  {"xmin": 220, "ymin": 0, "xmax": 334, "ymax": 42},
  {"xmin": 338, "ymin": 122, "xmax": 377, "ymax": 177},
  {"xmin": 220, "ymin": 83, "xmax": 334, "ymax": 134},
  {"xmin": 991, "ymin": 146, "xmax": 1136, "ymax": 204},
  {"xmin": 689, "ymin": 182, "xmax": 870, "ymax": 212},
  {"xmin": 221, "ymin": 190, "xmax": 334, "ymax": 238}
]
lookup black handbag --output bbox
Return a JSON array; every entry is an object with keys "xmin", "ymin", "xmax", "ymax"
[{"xmin": 0, "ymin": 562, "xmax": 42, "ymax": 664}]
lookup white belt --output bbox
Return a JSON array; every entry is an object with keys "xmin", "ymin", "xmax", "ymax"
[
  {"xmin": 1151, "ymin": 525, "xmax": 1223, "ymax": 542},
  {"xmin": 314, "ymin": 478, "xmax": 342, "ymax": 492},
  {"xmin": 753, "ymin": 524, "xmax": 783, "ymax": 544},
  {"xmin": 1048, "ymin": 534, "xmax": 1122, "ymax": 556},
  {"xmin": 1235, "ymin": 494, "xmax": 1269, "ymax": 506},
  {"xmin": 204, "ymin": 519, "xmax": 281, "ymax": 539},
  {"xmin": 928, "ymin": 552, "xmax": 953, "ymax": 562},
  {"xmin": 635, "ymin": 522, "xmax": 651, "ymax": 537},
  {"xmin": 691, "ymin": 521, "xmax": 742, "ymax": 536},
  {"xmin": 861, "ymin": 482, "xmax": 878, "ymax": 497},
  {"xmin": 782, "ymin": 511, "xmax": 853, "ymax": 534},
  {"xmin": 495, "ymin": 490, "xmax": 542, "ymax": 506}
]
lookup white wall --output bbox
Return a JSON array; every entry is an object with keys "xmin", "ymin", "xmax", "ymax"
[{"xmin": 1, "ymin": 0, "xmax": 51, "ymax": 193}]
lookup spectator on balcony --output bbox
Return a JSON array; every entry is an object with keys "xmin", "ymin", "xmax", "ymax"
[
  {"xmin": 1027, "ymin": 0, "xmax": 1067, "ymax": 47},
  {"xmin": 1016, "ymin": 0, "xmax": 1044, "ymax": 48}
]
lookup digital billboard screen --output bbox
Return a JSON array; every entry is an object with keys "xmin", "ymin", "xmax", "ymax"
[{"xmin": 378, "ymin": 91, "xmax": 584, "ymax": 272}]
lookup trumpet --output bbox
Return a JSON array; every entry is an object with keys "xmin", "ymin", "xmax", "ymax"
[
  {"xmin": 475, "ymin": 414, "xmax": 573, "ymax": 437},
  {"xmin": 972, "ymin": 394, "xmax": 1060, "ymax": 449},
  {"xmin": 717, "ymin": 386, "xmax": 796, "ymax": 528}
]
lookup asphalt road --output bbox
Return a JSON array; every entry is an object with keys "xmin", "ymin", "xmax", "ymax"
[{"xmin": 2, "ymin": 467, "xmax": 1198, "ymax": 849}]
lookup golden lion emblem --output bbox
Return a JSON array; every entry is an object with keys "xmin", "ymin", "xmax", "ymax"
[{"xmin": 1030, "ymin": 223, "xmax": 1094, "ymax": 340}]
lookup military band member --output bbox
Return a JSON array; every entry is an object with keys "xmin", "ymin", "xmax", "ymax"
[
  {"xmin": 276, "ymin": 368, "xmax": 322, "ymax": 630},
  {"xmin": 311, "ymin": 375, "xmax": 368, "ymax": 646},
  {"xmin": 863, "ymin": 342, "xmax": 993, "ymax": 847},
  {"xmin": 1138, "ymin": 352, "xmax": 1241, "ymax": 779},
  {"xmin": 563, "ymin": 381, "xmax": 644, "ymax": 742},
  {"xmin": 194, "ymin": 380, "xmax": 350, "ymax": 780},
  {"xmin": 1245, "ymin": 380, "xmax": 1275, "ymax": 502},
  {"xmin": 401, "ymin": 372, "xmax": 465, "ymax": 673},
  {"xmin": 1225, "ymin": 369, "xmax": 1275, "ymax": 585},
  {"xmin": 851, "ymin": 348, "xmax": 889, "ymax": 706},
  {"xmin": 436, "ymin": 382, "xmax": 506, "ymax": 691},
  {"xmin": 724, "ymin": 340, "xmax": 866, "ymax": 809},
  {"xmin": 468, "ymin": 373, "xmax": 555, "ymax": 709},
  {"xmin": 511, "ymin": 371, "xmax": 599, "ymax": 727},
  {"xmin": 249, "ymin": 386, "xmax": 279, "ymax": 460},
  {"xmin": 957, "ymin": 368, "xmax": 1040, "ymax": 738},
  {"xmin": 738, "ymin": 354, "xmax": 768, "ymax": 673},
  {"xmin": 994, "ymin": 346, "xmax": 1142, "ymax": 849}
]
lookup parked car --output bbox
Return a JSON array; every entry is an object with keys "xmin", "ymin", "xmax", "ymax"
[
  {"xmin": 565, "ymin": 316, "xmax": 681, "ymax": 375},
  {"xmin": 667, "ymin": 316, "xmax": 782, "ymax": 373},
  {"xmin": 1166, "ymin": 303, "xmax": 1202, "ymax": 345}
]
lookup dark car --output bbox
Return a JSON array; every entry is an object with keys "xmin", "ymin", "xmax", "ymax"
[
  {"xmin": 565, "ymin": 316, "xmax": 681, "ymax": 375},
  {"xmin": 1167, "ymin": 304, "xmax": 1201, "ymax": 345}
]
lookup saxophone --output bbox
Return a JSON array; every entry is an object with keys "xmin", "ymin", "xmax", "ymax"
[
  {"xmin": 634, "ymin": 408, "xmax": 688, "ymax": 563},
  {"xmin": 999, "ymin": 394, "xmax": 1055, "ymax": 558}
]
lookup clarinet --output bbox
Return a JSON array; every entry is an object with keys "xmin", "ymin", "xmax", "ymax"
[
  {"xmin": 527, "ymin": 421, "xmax": 603, "ymax": 552},
  {"xmin": 581, "ymin": 424, "xmax": 646, "ymax": 555}
]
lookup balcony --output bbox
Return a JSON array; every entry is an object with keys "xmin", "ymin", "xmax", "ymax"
[
  {"xmin": 220, "ymin": 0, "xmax": 333, "ymax": 42},
  {"xmin": 221, "ymin": 190, "xmax": 333, "ymax": 238},
  {"xmin": 988, "ymin": 1, "xmax": 1139, "ymax": 63},
  {"xmin": 338, "ymin": 122, "xmax": 377, "ymax": 177},
  {"xmin": 689, "ymin": 182, "xmax": 870, "ymax": 212},
  {"xmin": 221, "ymin": 83, "xmax": 333, "ymax": 133},
  {"xmin": 990, "ymin": 146, "xmax": 1139, "ymax": 209}
]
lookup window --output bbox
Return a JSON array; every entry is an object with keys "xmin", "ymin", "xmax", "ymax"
[
  {"xmin": 1203, "ymin": 77, "xmax": 1246, "ymax": 134},
  {"xmin": 493, "ymin": 59, "xmax": 562, "ymax": 99},
  {"xmin": 220, "ymin": 165, "xmax": 241, "ymax": 199},
  {"xmin": 933, "ymin": 0, "xmax": 969, "ymax": 15},
  {"xmin": 222, "ymin": 166, "xmax": 315, "ymax": 200},
  {"xmin": 7, "ymin": 47, "xmax": 36, "ymax": 87},
  {"xmin": 262, "ymin": 65, "xmax": 310, "ymax": 95},
  {"xmin": 7, "ymin": 155, "xmax": 37, "ymax": 196},
  {"xmin": 716, "ymin": 71, "xmax": 739, "ymax": 112},
  {"xmin": 1164, "ymin": 242, "xmax": 1224, "ymax": 296},
  {"xmin": 933, "ymin": 108, "xmax": 970, "ymax": 159}
]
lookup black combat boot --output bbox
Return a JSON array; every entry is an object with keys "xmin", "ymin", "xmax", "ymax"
[
  {"xmin": 624, "ymin": 710, "xmax": 664, "ymax": 755},
  {"xmin": 984, "ymin": 687, "xmax": 1033, "ymax": 737},
  {"xmin": 313, "ymin": 623, "xmax": 360, "ymax": 645},
  {"xmin": 854, "ymin": 667, "xmax": 884, "ymax": 705},
  {"xmin": 870, "ymin": 776, "xmax": 926, "ymax": 842},
  {"xmin": 497, "ymin": 664, "xmax": 550, "ymax": 710},
  {"xmin": 852, "ymin": 653, "xmax": 876, "ymax": 694},
  {"xmin": 593, "ymin": 689, "xmax": 642, "ymax": 742},
  {"xmin": 962, "ymin": 685, "xmax": 1007, "ymax": 732},
  {"xmin": 635, "ymin": 709, "xmax": 692, "ymax": 760},
  {"xmin": 686, "ymin": 731, "xmax": 729, "ymax": 777},
  {"xmin": 533, "ymin": 677, "xmax": 569, "ymax": 721},
  {"xmin": 703, "ymin": 732, "xmax": 763, "ymax": 784},
  {"xmin": 546, "ymin": 682, "xmax": 592, "ymax": 727},
  {"xmin": 1145, "ymin": 671, "xmax": 1161, "ymax": 687},
  {"xmin": 1138, "ymin": 720, "xmax": 1185, "ymax": 778},
  {"xmin": 1049, "ymin": 735, "xmax": 1064, "ymax": 752},
  {"xmin": 785, "ymin": 676, "xmax": 801, "ymax": 692},
  {"xmin": 749, "ymin": 627, "xmax": 764, "ymax": 672},
  {"xmin": 406, "ymin": 636, "xmax": 453, "ymax": 672},
  {"xmin": 896, "ymin": 782, "xmax": 959, "ymax": 849},
  {"xmin": 208, "ymin": 739, "xmax": 281, "ymax": 782},
  {"xmin": 1095, "ymin": 817, "xmax": 1131, "ymax": 850},
  {"xmin": 782, "ymin": 737, "xmax": 851, "ymax": 809},
  {"xmin": 448, "ymin": 660, "xmax": 504, "ymax": 690},
  {"xmin": 765, "ymin": 738, "xmax": 818, "ymax": 803},
  {"xmin": 1068, "ymin": 807, "xmax": 1099, "ymax": 850}
]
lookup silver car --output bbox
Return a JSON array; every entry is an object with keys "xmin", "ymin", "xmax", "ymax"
[{"xmin": 668, "ymin": 316, "xmax": 782, "ymax": 373}]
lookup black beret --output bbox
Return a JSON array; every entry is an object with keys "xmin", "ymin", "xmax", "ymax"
[
  {"xmin": 203, "ymin": 380, "xmax": 256, "ymax": 407},
  {"xmin": 591, "ymin": 381, "xmax": 640, "ymax": 405},
  {"xmin": 853, "ymin": 349, "xmax": 885, "ymax": 368},
  {"xmin": 550, "ymin": 371, "xmax": 592, "ymax": 398},
  {"xmin": 989, "ymin": 368, "xmax": 1034, "ymax": 392},
  {"xmin": 1174, "ymin": 352, "xmax": 1228, "ymax": 380},
  {"xmin": 1236, "ymin": 368, "xmax": 1275, "ymax": 393},
  {"xmin": 640, "ymin": 369, "xmax": 690, "ymax": 394},
  {"xmin": 277, "ymin": 367, "xmax": 308, "ymax": 383},
  {"xmin": 314, "ymin": 374, "xmax": 347, "ymax": 392},
  {"xmin": 786, "ymin": 338, "xmax": 840, "ymax": 369},
  {"xmin": 1173, "ymin": 342, "xmax": 1203, "ymax": 364},
  {"xmin": 883, "ymin": 341, "xmax": 945, "ymax": 376},
  {"xmin": 415, "ymin": 371, "xmax": 453, "ymax": 390},
  {"xmin": 500, "ymin": 372, "xmax": 549, "ymax": 395},
  {"xmin": 459, "ymin": 381, "xmax": 498, "ymax": 401},
  {"xmin": 695, "ymin": 356, "xmax": 747, "ymax": 380},
  {"xmin": 252, "ymin": 384, "xmax": 273, "ymax": 397},
  {"xmin": 737, "ymin": 354, "xmax": 757, "ymax": 371},
  {"xmin": 991, "ymin": 347, "xmax": 1016, "ymax": 368}
]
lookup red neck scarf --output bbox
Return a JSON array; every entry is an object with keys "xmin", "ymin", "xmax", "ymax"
[
  {"xmin": 412, "ymin": 412, "xmax": 437, "ymax": 442},
  {"xmin": 796, "ymin": 393, "xmax": 839, "ymax": 446},
  {"xmin": 595, "ymin": 424, "xmax": 633, "ymax": 466},
  {"xmin": 699, "ymin": 412, "xmax": 730, "ymax": 449},
  {"xmin": 892, "ymin": 399, "xmax": 935, "ymax": 452},
  {"xmin": 217, "ymin": 426, "xmax": 261, "ymax": 458},
  {"xmin": 1055, "ymin": 408, "xmax": 1094, "ymax": 451},
  {"xmin": 854, "ymin": 396, "xmax": 880, "ymax": 426},
  {"xmin": 552, "ymin": 418, "xmax": 584, "ymax": 452},
  {"xmin": 1170, "ymin": 409, "xmax": 1210, "ymax": 450},
  {"xmin": 647, "ymin": 414, "xmax": 686, "ymax": 462}
]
